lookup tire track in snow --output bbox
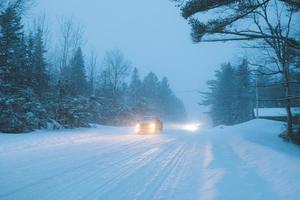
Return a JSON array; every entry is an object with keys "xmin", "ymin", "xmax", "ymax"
[
  {"xmin": 1, "ymin": 130, "xmax": 211, "ymax": 200},
  {"xmin": 98, "ymin": 136, "xmax": 196, "ymax": 200},
  {"xmin": 0, "ymin": 136, "xmax": 172, "ymax": 199},
  {"xmin": 153, "ymin": 141, "xmax": 204, "ymax": 200},
  {"xmin": 76, "ymin": 138, "xmax": 181, "ymax": 200},
  {"xmin": 51, "ymin": 138, "xmax": 173, "ymax": 200},
  {"xmin": 149, "ymin": 142, "xmax": 197, "ymax": 200},
  {"xmin": 121, "ymin": 143, "xmax": 188, "ymax": 200},
  {"xmin": 0, "ymin": 139, "xmax": 146, "ymax": 196}
]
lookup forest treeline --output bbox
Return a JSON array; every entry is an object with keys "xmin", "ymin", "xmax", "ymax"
[
  {"xmin": 0, "ymin": 0, "xmax": 186, "ymax": 133},
  {"xmin": 172, "ymin": 0, "xmax": 300, "ymax": 143},
  {"xmin": 201, "ymin": 59, "xmax": 300, "ymax": 126}
]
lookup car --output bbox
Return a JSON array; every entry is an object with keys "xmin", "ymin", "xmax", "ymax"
[{"xmin": 135, "ymin": 116, "xmax": 163, "ymax": 134}]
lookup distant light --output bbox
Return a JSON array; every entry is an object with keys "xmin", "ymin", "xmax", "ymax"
[
  {"xmin": 176, "ymin": 123, "xmax": 201, "ymax": 132},
  {"xmin": 135, "ymin": 124, "xmax": 140, "ymax": 132},
  {"xmin": 167, "ymin": 122, "xmax": 202, "ymax": 132},
  {"xmin": 149, "ymin": 123, "xmax": 156, "ymax": 133},
  {"xmin": 183, "ymin": 124, "xmax": 200, "ymax": 132},
  {"xmin": 149, "ymin": 123, "xmax": 156, "ymax": 129}
]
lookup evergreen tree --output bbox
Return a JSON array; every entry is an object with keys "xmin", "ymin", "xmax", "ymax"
[
  {"xmin": 0, "ymin": 2, "xmax": 51, "ymax": 133},
  {"xmin": 32, "ymin": 28, "xmax": 48, "ymax": 98},
  {"xmin": 69, "ymin": 47, "xmax": 87, "ymax": 96},
  {"xmin": 142, "ymin": 72, "xmax": 160, "ymax": 98},
  {"xmin": 158, "ymin": 77, "xmax": 173, "ymax": 118},
  {"xmin": 160, "ymin": 77, "xmax": 172, "ymax": 98},
  {"xmin": 129, "ymin": 68, "xmax": 144, "ymax": 118},
  {"xmin": 131, "ymin": 70, "xmax": 186, "ymax": 121},
  {"xmin": 95, "ymin": 69, "xmax": 120, "ymax": 124},
  {"xmin": 88, "ymin": 64, "xmax": 95, "ymax": 96},
  {"xmin": 141, "ymin": 72, "xmax": 160, "ymax": 116},
  {"xmin": 202, "ymin": 63, "xmax": 238, "ymax": 125},
  {"xmin": 159, "ymin": 77, "xmax": 187, "ymax": 121},
  {"xmin": 235, "ymin": 59, "xmax": 253, "ymax": 123},
  {"xmin": 24, "ymin": 32, "xmax": 34, "ymax": 87},
  {"xmin": 201, "ymin": 60, "xmax": 255, "ymax": 126},
  {"xmin": 129, "ymin": 69, "xmax": 142, "ymax": 103},
  {"xmin": 216, "ymin": 63, "xmax": 237, "ymax": 125},
  {"xmin": 129, "ymin": 68, "xmax": 142, "ymax": 98},
  {"xmin": 0, "ymin": 4, "xmax": 24, "ymax": 86}
]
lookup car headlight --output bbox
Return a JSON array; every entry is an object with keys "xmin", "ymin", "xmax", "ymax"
[{"xmin": 149, "ymin": 123, "xmax": 156, "ymax": 129}]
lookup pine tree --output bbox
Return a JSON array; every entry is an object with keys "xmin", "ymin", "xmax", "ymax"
[
  {"xmin": 0, "ymin": 2, "xmax": 51, "ymax": 133},
  {"xmin": 201, "ymin": 63, "xmax": 238, "ymax": 125},
  {"xmin": 69, "ymin": 47, "xmax": 87, "ymax": 96},
  {"xmin": 128, "ymin": 68, "xmax": 144, "ymax": 118},
  {"xmin": 159, "ymin": 77, "xmax": 187, "ymax": 121},
  {"xmin": 24, "ymin": 32, "xmax": 34, "ymax": 87},
  {"xmin": 0, "ymin": 4, "xmax": 24, "ymax": 86},
  {"xmin": 32, "ymin": 28, "xmax": 48, "ymax": 98},
  {"xmin": 201, "ymin": 60, "xmax": 256, "ymax": 126},
  {"xmin": 88, "ymin": 64, "xmax": 95, "ymax": 96},
  {"xmin": 142, "ymin": 72, "xmax": 160, "ymax": 98},
  {"xmin": 216, "ymin": 63, "xmax": 237, "ymax": 125},
  {"xmin": 129, "ymin": 68, "xmax": 142, "ymax": 104},
  {"xmin": 235, "ymin": 59, "xmax": 253, "ymax": 123},
  {"xmin": 95, "ymin": 70, "xmax": 115, "ymax": 124},
  {"xmin": 141, "ymin": 72, "xmax": 160, "ymax": 115},
  {"xmin": 160, "ymin": 77, "xmax": 172, "ymax": 97},
  {"xmin": 158, "ymin": 77, "xmax": 173, "ymax": 118}
]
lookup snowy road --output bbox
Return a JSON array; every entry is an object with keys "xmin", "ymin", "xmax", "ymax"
[{"xmin": 1, "ymin": 120, "xmax": 300, "ymax": 200}]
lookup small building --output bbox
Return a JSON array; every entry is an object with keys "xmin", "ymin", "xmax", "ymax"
[{"xmin": 254, "ymin": 107, "xmax": 300, "ymax": 121}]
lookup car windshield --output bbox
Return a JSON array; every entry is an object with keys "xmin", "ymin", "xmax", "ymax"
[{"xmin": 142, "ymin": 116, "xmax": 157, "ymax": 122}]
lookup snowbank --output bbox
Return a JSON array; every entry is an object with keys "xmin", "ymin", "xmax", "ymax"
[{"xmin": 209, "ymin": 119, "xmax": 300, "ymax": 200}]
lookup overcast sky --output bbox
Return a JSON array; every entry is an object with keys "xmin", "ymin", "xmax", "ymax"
[{"xmin": 30, "ymin": 0, "xmax": 239, "ymax": 119}]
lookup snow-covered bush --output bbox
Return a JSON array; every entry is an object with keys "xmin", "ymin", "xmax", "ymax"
[
  {"xmin": 46, "ymin": 119, "xmax": 63, "ymax": 130},
  {"xmin": 88, "ymin": 96, "xmax": 102, "ymax": 124},
  {"xmin": 55, "ymin": 96, "xmax": 102, "ymax": 128},
  {"xmin": 0, "ymin": 87, "xmax": 48, "ymax": 133}
]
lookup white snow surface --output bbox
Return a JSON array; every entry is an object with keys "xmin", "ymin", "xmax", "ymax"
[{"xmin": 1, "ymin": 119, "xmax": 300, "ymax": 200}]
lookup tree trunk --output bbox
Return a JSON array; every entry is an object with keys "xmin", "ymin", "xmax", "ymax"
[
  {"xmin": 283, "ymin": 63, "xmax": 293, "ymax": 137},
  {"xmin": 286, "ymin": 96, "xmax": 293, "ymax": 135}
]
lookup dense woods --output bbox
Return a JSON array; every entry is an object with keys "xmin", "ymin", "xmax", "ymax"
[
  {"xmin": 173, "ymin": 0, "xmax": 300, "ymax": 143},
  {"xmin": 0, "ymin": 0, "xmax": 186, "ymax": 133}
]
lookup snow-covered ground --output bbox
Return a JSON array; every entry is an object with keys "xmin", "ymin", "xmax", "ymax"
[{"xmin": 0, "ymin": 119, "xmax": 300, "ymax": 200}]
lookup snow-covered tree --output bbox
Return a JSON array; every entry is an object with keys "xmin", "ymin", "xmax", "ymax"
[
  {"xmin": 32, "ymin": 28, "xmax": 49, "ymax": 98},
  {"xmin": 201, "ymin": 60, "xmax": 254, "ymax": 126},
  {"xmin": 235, "ymin": 60, "xmax": 254, "ymax": 123},
  {"xmin": 69, "ymin": 47, "xmax": 87, "ymax": 96},
  {"xmin": 0, "ymin": 3, "xmax": 24, "ymax": 86}
]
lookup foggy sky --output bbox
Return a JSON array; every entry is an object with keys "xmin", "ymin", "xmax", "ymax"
[{"xmin": 30, "ymin": 0, "xmax": 238, "ymax": 119}]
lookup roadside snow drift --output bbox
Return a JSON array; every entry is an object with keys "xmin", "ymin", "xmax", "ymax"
[{"xmin": 0, "ymin": 120, "xmax": 300, "ymax": 200}]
